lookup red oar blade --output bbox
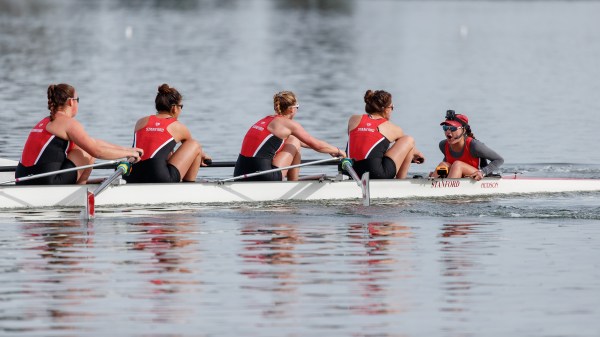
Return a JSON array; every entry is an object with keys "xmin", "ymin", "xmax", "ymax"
[{"xmin": 86, "ymin": 189, "xmax": 95, "ymax": 219}]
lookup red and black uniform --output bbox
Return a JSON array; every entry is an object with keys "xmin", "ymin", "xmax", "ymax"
[
  {"xmin": 234, "ymin": 115, "xmax": 285, "ymax": 181},
  {"xmin": 443, "ymin": 137, "xmax": 480, "ymax": 168},
  {"xmin": 347, "ymin": 114, "xmax": 396, "ymax": 179},
  {"xmin": 15, "ymin": 117, "xmax": 77, "ymax": 185},
  {"xmin": 124, "ymin": 115, "xmax": 180, "ymax": 183}
]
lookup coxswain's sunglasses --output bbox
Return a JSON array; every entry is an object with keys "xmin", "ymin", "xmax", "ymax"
[
  {"xmin": 172, "ymin": 104, "xmax": 184, "ymax": 109},
  {"xmin": 442, "ymin": 125, "xmax": 462, "ymax": 132},
  {"xmin": 69, "ymin": 97, "xmax": 79, "ymax": 103}
]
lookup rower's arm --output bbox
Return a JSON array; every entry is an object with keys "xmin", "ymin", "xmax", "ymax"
[
  {"xmin": 66, "ymin": 119, "xmax": 140, "ymax": 160},
  {"xmin": 288, "ymin": 121, "xmax": 342, "ymax": 157},
  {"xmin": 470, "ymin": 140, "xmax": 504, "ymax": 175}
]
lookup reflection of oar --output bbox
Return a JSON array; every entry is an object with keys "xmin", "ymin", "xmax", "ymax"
[
  {"xmin": 86, "ymin": 161, "xmax": 133, "ymax": 219},
  {"xmin": 0, "ymin": 159, "xmax": 125, "ymax": 185},
  {"xmin": 341, "ymin": 158, "xmax": 370, "ymax": 206},
  {"xmin": 218, "ymin": 157, "xmax": 342, "ymax": 183}
]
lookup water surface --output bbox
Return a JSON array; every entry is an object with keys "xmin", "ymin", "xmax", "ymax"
[{"xmin": 1, "ymin": 0, "xmax": 599, "ymax": 336}]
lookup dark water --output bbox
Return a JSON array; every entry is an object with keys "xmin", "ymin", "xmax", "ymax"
[{"xmin": 1, "ymin": 0, "xmax": 600, "ymax": 336}]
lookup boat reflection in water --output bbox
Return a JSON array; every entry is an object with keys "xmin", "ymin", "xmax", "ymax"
[
  {"xmin": 346, "ymin": 221, "xmax": 415, "ymax": 316},
  {"xmin": 239, "ymin": 224, "xmax": 303, "ymax": 290},
  {"xmin": 438, "ymin": 222, "xmax": 500, "ymax": 316},
  {"xmin": 237, "ymin": 221, "xmax": 416, "ymax": 318},
  {"xmin": 127, "ymin": 221, "xmax": 199, "ymax": 283},
  {"xmin": 13, "ymin": 220, "xmax": 97, "ymax": 334}
]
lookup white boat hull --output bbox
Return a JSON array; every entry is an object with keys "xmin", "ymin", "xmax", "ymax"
[{"xmin": 1, "ymin": 176, "xmax": 600, "ymax": 210}]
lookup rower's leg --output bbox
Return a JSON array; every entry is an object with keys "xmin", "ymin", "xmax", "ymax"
[
  {"xmin": 67, "ymin": 145, "xmax": 95, "ymax": 184},
  {"xmin": 273, "ymin": 136, "xmax": 301, "ymax": 181},
  {"xmin": 287, "ymin": 149, "xmax": 301, "ymax": 181},
  {"xmin": 169, "ymin": 139, "xmax": 202, "ymax": 182},
  {"xmin": 447, "ymin": 160, "xmax": 477, "ymax": 178},
  {"xmin": 384, "ymin": 135, "xmax": 415, "ymax": 179}
]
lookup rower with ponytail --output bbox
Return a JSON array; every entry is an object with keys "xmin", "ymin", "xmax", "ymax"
[{"xmin": 16, "ymin": 83, "xmax": 143, "ymax": 185}]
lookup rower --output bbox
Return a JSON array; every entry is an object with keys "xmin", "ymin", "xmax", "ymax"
[
  {"xmin": 15, "ymin": 83, "xmax": 142, "ymax": 185},
  {"xmin": 124, "ymin": 83, "xmax": 211, "ymax": 183},
  {"xmin": 233, "ymin": 91, "xmax": 346, "ymax": 181},
  {"xmin": 346, "ymin": 89, "xmax": 425, "ymax": 179}
]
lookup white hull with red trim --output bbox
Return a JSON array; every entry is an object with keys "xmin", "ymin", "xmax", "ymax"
[{"xmin": 1, "ymin": 175, "xmax": 599, "ymax": 210}]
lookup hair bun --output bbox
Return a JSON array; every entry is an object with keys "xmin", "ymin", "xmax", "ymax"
[
  {"xmin": 364, "ymin": 90, "xmax": 374, "ymax": 103},
  {"xmin": 158, "ymin": 83, "xmax": 171, "ymax": 94}
]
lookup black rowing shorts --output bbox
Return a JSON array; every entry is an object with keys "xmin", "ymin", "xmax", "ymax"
[
  {"xmin": 15, "ymin": 159, "xmax": 77, "ymax": 185},
  {"xmin": 233, "ymin": 154, "xmax": 283, "ymax": 181},
  {"xmin": 124, "ymin": 158, "xmax": 181, "ymax": 183},
  {"xmin": 352, "ymin": 156, "xmax": 397, "ymax": 179}
]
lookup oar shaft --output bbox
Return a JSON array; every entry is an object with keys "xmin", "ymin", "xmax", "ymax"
[
  {"xmin": 92, "ymin": 163, "xmax": 129, "ymax": 196},
  {"xmin": 205, "ymin": 159, "xmax": 341, "ymax": 168},
  {"xmin": 0, "ymin": 159, "xmax": 340, "ymax": 172},
  {"xmin": 341, "ymin": 159, "xmax": 362, "ymax": 187},
  {"xmin": 0, "ymin": 159, "xmax": 124, "ymax": 185},
  {"xmin": 340, "ymin": 158, "xmax": 370, "ymax": 206},
  {"xmin": 219, "ymin": 157, "xmax": 341, "ymax": 182}
]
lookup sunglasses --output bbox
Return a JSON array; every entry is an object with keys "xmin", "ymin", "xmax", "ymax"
[
  {"xmin": 69, "ymin": 97, "xmax": 79, "ymax": 103},
  {"xmin": 172, "ymin": 104, "xmax": 184, "ymax": 109},
  {"xmin": 442, "ymin": 125, "xmax": 462, "ymax": 132}
]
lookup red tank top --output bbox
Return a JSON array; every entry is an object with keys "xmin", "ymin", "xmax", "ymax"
[
  {"xmin": 19, "ymin": 117, "xmax": 74, "ymax": 167},
  {"xmin": 347, "ymin": 114, "xmax": 390, "ymax": 161},
  {"xmin": 133, "ymin": 115, "xmax": 178, "ymax": 161},
  {"xmin": 239, "ymin": 116, "xmax": 284, "ymax": 158},
  {"xmin": 444, "ymin": 137, "xmax": 479, "ymax": 168}
]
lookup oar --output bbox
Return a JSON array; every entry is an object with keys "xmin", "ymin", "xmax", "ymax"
[
  {"xmin": 0, "ymin": 158, "xmax": 342, "ymax": 172},
  {"xmin": 86, "ymin": 161, "xmax": 133, "ymax": 219},
  {"xmin": 340, "ymin": 158, "xmax": 370, "ymax": 206},
  {"xmin": 203, "ymin": 159, "xmax": 341, "ymax": 168},
  {"xmin": 0, "ymin": 159, "xmax": 125, "ymax": 185},
  {"xmin": 218, "ymin": 157, "xmax": 342, "ymax": 183},
  {"xmin": 0, "ymin": 166, "xmax": 16, "ymax": 172}
]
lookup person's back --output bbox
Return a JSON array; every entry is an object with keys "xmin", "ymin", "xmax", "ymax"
[{"xmin": 126, "ymin": 115, "xmax": 180, "ymax": 183}]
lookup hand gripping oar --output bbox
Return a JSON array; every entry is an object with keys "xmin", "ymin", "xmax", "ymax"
[
  {"xmin": 218, "ymin": 157, "xmax": 342, "ymax": 183},
  {"xmin": 0, "ymin": 159, "xmax": 125, "ymax": 185},
  {"xmin": 340, "ymin": 158, "xmax": 370, "ymax": 206},
  {"xmin": 86, "ymin": 161, "xmax": 133, "ymax": 219}
]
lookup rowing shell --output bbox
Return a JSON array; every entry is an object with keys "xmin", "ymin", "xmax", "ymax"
[{"xmin": 1, "ymin": 175, "xmax": 599, "ymax": 210}]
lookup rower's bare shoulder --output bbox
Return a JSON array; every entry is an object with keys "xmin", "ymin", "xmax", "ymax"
[
  {"xmin": 134, "ymin": 116, "xmax": 150, "ymax": 130},
  {"xmin": 348, "ymin": 114, "xmax": 363, "ymax": 130}
]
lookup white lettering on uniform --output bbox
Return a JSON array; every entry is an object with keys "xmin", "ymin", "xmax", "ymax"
[
  {"xmin": 357, "ymin": 127, "xmax": 376, "ymax": 132},
  {"xmin": 145, "ymin": 127, "xmax": 165, "ymax": 132}
]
